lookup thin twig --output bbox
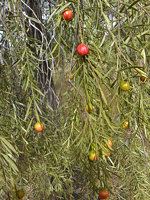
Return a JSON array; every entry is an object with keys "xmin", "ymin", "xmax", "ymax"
[
  {"xmin": 137, "ymin": 2, "xmax": 150, "ymax": 17},
  {"xmin": 114, "ymin": 131, "xmax": 134, "ymax": 151},
  {"xmin": 67, "ymin": 16, "xmax": 78, "ymax": 97}
]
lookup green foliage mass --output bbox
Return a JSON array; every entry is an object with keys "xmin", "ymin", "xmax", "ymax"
[{"xmin": 0, "ymin": 0, "xmax": 150, "ymax": 199}]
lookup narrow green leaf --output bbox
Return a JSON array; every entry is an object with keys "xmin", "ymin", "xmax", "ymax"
[
  {"xmin": 99, "ymin": 85, "xmax": 108, "ymax": 106},
  {"xmin": 47, "ymin": 9, "xmax": 58, "ymax": 24},
  {"xmin": 102, "ymin": 12, "xmax": 110, "ymax": 29},
  {"xmin": 135, "ymin": 68, "xmax": 148, "ymax": 77},
  {"xmin": 127, "ymin": 0, "xmax": 141, "ymax": 10},
  {"xmin": 1, "ymin": 153, "xmax": 18, "ymax": 173},
  {"xmin": 123, "ymin": 36, "xmax": 130, "ymax": 45},
  {"xmin": 55, "ymin": 2, "xmax": 72, "ymax": 15},
  {"xmin": 1, "ymin": 141, "xmax": 12, "ymax": 154},
  {"xmin": 25, "ymin": 117, "xmax": 34, "ymax": 136},
  {"xmin": 0, "ymin": 136, "xmax": 18, "ymax": 155},
  {"xmin": 24, "ymin": 97, "xmax": 33, "ymax": 121},
  {"xmin": 24, "ymin": 15, "xmax": 41, "ymax": 24},
  {"xmin": 34, "ymin": 100, "xmax": 42, "ymax": 115},
  {"xmin": 141, "ymin": 49, "xmax": 146, "ymax": 65},
  {"xmin": 104, "ymin": 66, "xmax": 116, "ymax": 79},
  {"xmin": 32, "ymin": 86, "xmax": 45, "ymax": 97},
  {"xmin": 56, "ymin": 16, "xmax": 62, "ymax": 27},
  {"xmin": 48, "ymin": 43, "xmax": 59, "ymax": 57},
  {"xmin": 99, "ymin": 33, "xmax": 106, "ymax": 48}
]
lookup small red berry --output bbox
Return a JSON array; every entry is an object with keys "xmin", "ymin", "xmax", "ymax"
[
  {"xmin": 140, "ymin": 77, "xmax": 148, "ymax": 82},
  {"xmin": 77, "ymin": 44, "xmax": 89, "ymax": 56},
  {"xmin": 99, "ymin": 188, "xmax": 109, "ymax": 199},
  {"xmin": 63, "ymin": 9, "xmax": 73, "ymax": 21}
]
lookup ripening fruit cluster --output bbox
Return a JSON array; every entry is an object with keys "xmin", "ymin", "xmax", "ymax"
[
  {"xmin": 63, "ymin": 8, "xmax": 90, "ymax": 81},
  {"xmin": 32, "ymin": 7, "xmax": 149, "ymax": 200},
  {"xmin": 119, "ymin": 75, "xmax": 148, "ymax": 92},
  {"xmin": 88, "ymin": 141, "xmax": 111, "ymax": 199},
  {"xmin": 89, "ymin": 139, "xmax": 113, "ymax": 162},
  {"xmin": 63, "ymin": 7, "xmax": 111, "ymax": 199}
]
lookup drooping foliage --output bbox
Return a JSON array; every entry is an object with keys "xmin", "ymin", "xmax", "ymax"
[{"xmin": 0, "ymin": 0, "xmax": 150, "ymax": 199}]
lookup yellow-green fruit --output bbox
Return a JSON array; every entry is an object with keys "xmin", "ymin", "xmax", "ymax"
[
  {"xmin": 121, "ymin": 121, "xmax": 128, "ymax": 130},
  {"xmin": 120, "ymin": 81, "xmax": 130, "ymax": 91},
  {"xmin": 124, "ymin": 121, "xmax": 128, "ymax": 128},
  {"xmin": 86, "ymin": 104, "xmax": 93, "ymax": 112},
  {"xmin": 16, "ymin": 189, "xmax": 25, "ymax": 199},
  {"xmin": 89, "ymin": 151, "xmax": 97, "ymax": 161}
]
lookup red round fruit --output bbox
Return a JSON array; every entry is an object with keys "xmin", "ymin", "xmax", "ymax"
[
  {"xmin": 99, "ymin": 188, "xmax": 109, "ymax": 199},
  {"xmin": 34, "ymin": 122, "xmax": 44, "ymax": 132},
  {"xmin": 140, "ymin": 77, "xmax": 148, "ymax": 82},
  {"xmin": 77, "ymin": 44, "xmax": 89, "ymax": 56},
  {"xmin": 63, "ymin": 9, "xmax": 73, "ymax": 21},
  {"xmin": 120, "ymin": 81, "xmax": 130, "ymax": 91}
]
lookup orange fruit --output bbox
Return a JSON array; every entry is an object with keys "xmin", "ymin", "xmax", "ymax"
[
  {"xmin": 67, "ymin": 73, "xmax": 74, "ymax": 80},
  {"xmin": 108, "ymin": 139, "xmax": 113, "ymax": 147},
  {"xmin": 105, "ymin": 139, "xmax": 113, "ymax": 149},
  {"xmin": 34, "ymin": 122, "xmax": 44, "ymax": 132}
]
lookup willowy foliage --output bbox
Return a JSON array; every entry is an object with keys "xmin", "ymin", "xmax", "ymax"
[{"xmin": 0, "ymin": 0, "xmax": 150, "ymax": 199}]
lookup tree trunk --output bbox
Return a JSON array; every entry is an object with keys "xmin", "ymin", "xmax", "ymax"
[{"xmin": 24, "ymin": 0, "xmax": 58, "ymax": 110}]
